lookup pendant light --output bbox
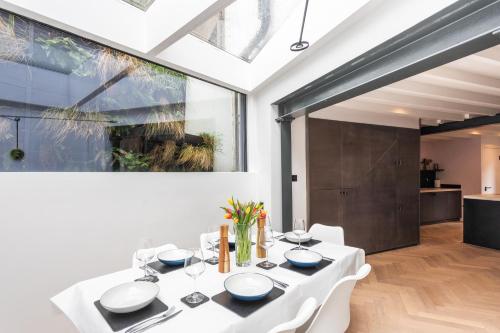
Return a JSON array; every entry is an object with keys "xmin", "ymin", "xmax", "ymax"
[{"xmin": 290, "ymin": 0, "xmax": 310, "ymax": 51}]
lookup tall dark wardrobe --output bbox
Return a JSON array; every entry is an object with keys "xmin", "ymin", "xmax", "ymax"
[{"xmin": 308, "ymin": 118, "xmax": 420, "ymax": 254}]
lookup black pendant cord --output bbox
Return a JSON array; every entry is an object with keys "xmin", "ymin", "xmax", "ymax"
[{"xmin": 290, "ymin": 0, "xmax": 310, "ymax": 51}]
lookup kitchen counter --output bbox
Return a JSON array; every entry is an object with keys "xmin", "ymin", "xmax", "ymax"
[
  {"xmin": 464, "ymin": 196, "xmax": 500, "ymax": 250},
  {"xmin": 420, "ymin": 188, "xmax": 462, "ymax": 193},
  {"xmin": 463, "ymin": 194, "xmax": 500, "ymax": 201}
]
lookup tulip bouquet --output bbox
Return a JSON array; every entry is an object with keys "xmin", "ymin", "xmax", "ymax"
[{"xmin": 221, "ymin": 198, "xmax": 266, "ymax": 266}]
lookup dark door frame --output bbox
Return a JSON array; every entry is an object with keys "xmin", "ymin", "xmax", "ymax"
[{"xmin": 275, "ymin": 0, "xmax": 500, "ymax": 231}]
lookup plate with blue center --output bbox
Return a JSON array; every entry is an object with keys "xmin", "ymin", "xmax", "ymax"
[
  {"xmin": 224, "ymin": 273, "xmax": 274, "ymax": 301},
  {"xmin": 284, "ymin": 249, "xmax": 323, "ymax": 268},
  {"xmin": 157, "ymin": 249, "xmax": 193, "ymax": 266}
]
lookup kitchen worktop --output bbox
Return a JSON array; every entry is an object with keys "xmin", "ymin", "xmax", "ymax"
[
  {"xmin": 420, "ymin": 188, "xmax": 462, "ymax": 193},
  {"xmin": 463, "ymin": 194, "xmax": 500, "ymax": 201}
]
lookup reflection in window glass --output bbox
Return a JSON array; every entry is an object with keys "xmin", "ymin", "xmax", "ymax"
[
  {"xmin": 192, "ymin": 0, "xmax": 303, "ymax": 62},
  {"xmin": 0, "ymin": 9, "xmax": 244, "ymax": 172}
]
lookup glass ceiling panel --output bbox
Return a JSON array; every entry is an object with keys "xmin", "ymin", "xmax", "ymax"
[{"xmin": 192, "ymin": 0, "xmax": 303, "ymax": 63}]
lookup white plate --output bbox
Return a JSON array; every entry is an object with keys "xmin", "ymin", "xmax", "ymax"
[
  {"xmin": 224, "ymin": 273, "xmax": 274, "ymax": 301},
  {"xmin": 285, "ymin": 231, "xmax": 312, "ymax": 243},
  {"xmin": 284, "ymin": 249, "xmax": 323, "ymax": 268},
  {"xmin": 100, "ymin": 281, "xmax": 159, "ymax": 314},
  {"xmin": 157, "ymin": 249, "xmax": 193, "ymax": 266}
]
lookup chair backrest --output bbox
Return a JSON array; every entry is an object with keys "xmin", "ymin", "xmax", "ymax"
[
  {"xmin": 306, "ymin": 264, "xmax": 371, "ymax": 333},
  {"xmin": 131, "ymin": 243, "xmax": 177, "ymax": 268},
  {"xmin": 268, "ymin": 297, "xmax": 318, "ymax": 333},
  {"xmin": 309, "ymin": 224, "xmax": 344, "ymax": 245}
]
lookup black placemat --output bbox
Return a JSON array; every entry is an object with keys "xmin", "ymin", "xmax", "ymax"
[
  {"xmin": 279, "ymin": 238, "xmax": 322, "ymax": 247},
  {"xmin": 256, "ymin": 261, "xmax": 277, "ymax": 270},
  {"xmin": 180, "ymin": 292, "xmax": 210, "ymax": 308},
  {"xmin": 94, "ymin": 298, "xmax": 168, "ymax": 332},
  {"xmin": 147, "ymin": 257, "xmax": 201, "ymax": 274},
  {"xmin": 279, "ymin": 259, "xmax": 333, "ymax": 276},
  {"xmin": 211, "ymin": 287, "xmax": 285, "ymax": 318}
]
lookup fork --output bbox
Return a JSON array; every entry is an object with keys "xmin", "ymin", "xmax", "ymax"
[{"xmin": 269, "ymin": 277, "xmax": 289, "ymax": 289}]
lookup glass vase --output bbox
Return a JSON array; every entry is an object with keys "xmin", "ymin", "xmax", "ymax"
[{"xmin": 234, "ymin": 223, "xmax": 252, "ymax": 267}]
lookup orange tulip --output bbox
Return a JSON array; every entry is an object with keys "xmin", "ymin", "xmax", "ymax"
[
  {"xmin": 234, "ymin": 218, "xmax": 239, "ymax": 224},
  {"xmin": 260, "ymin": 210, "xmax": 267, "ymax": 219},
  {"xmin": 224, "ymin": 213, "xmax": 232, "ymax": 219}
]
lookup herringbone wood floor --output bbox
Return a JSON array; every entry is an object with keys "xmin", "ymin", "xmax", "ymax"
[{"xmin": 348, "ymin": 222, "xmax": 500, "ymax": 333}]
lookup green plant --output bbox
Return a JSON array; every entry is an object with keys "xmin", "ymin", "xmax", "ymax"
[
  {"xmin": 36, "ymin": 36, "xmax": 95, "ymax": 76},
  {"xmin": 112, "ymin": 148, "xmax": 150, "ymax": 171},
  {"xmin": 144, "ymin": 106, "xmax": 185, "ymax": 140},
  {"xmin": 177, "ymin": 133, "xmax": 218, "ymax": 171}
]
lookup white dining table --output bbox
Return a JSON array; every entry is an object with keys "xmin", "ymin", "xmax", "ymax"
[{"xmin": 52, "ymin": 236, "xmax": 365, "ymax": 333}]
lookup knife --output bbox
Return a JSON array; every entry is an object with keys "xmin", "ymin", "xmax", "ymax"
[{"xmin": 128, "ymin": 309, "xmax": 183, "ymax": 333}]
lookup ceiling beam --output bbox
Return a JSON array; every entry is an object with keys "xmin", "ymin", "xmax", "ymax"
[
  {"xmin": 380, "ymin": 80, "xmax": 500, "ymax": 109},
  {"xmin": 145, "ymin": 0, "xmax": 236, "ymax": 56},
  {"xmin": 361, "ymin": 90, "xmax": 499, "ymax": 116},
  {"xmin": 276, "ymin": 0, "xmax": 500, "ymax": 119},
  {"xmin": 421, "ymin": 114, "xmax": 500, "ymax": 135},
  {"xmin": 337, "ymin": 99, "xmax": 465, "ymax": 122}
]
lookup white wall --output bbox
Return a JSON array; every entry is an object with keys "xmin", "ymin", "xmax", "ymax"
[
  {"xmin": 420, "ymin": 137, "xmax": 482, "ymax": 196},
  {"xmin": 0, "ymin": 172, "xmax": 256, "ymax": 332}
]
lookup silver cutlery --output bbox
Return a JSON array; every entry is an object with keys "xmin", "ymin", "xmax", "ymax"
[
  {"xmin": 268, "ymin": 277, "xmax": 289, "ymax": 289},
  {"xmin": 129, "ymin": 309, "xmax": 183, "ymax": 333},
  {"xmin": 125, "ymin": 306, "xmax": 178, "ymax": 333}
]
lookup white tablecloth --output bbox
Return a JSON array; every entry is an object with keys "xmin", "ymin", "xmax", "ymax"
[{"xmin": 52, "ymin": 238, "xmax": 365, "ymax": 333}]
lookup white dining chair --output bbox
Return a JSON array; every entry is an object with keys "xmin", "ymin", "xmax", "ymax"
[
  {"xmin": 131, "ymin": 243, "xmax": 177, "ymax": 268},
  {"xmin": 200, "ymin": 231, "xmax": 220, "ymax": 257},
  {"xmin": 308, "ymin": 223, "xmax": 344, "ymax": 245},
  {"xmin": 305, "ymin": 264, "xmax": 371, "ymax": 333},
  {"xmin": 268, "ymin": 297, "xmax": 318, "ymax": 333}
]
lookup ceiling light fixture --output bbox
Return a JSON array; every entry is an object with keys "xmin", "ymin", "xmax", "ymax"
[
  {"xmin": 290, "ymin": 0, "xmax": 310, "ymax": 51},
  {"xmin": 464, "ymin": 113, "xmax": 470, "ymax": 119},
  {"xmin": 436, "ymin": 119, "xmax": 442, "ymax": 124}
]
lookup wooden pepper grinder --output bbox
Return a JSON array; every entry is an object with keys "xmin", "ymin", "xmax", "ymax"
[
  {"xmin": 218, "ymin": 223, "xmax": 230, "ymax": 273},
  {"xmin": 256, "ymin": 216, "xmax": 266, "ymax": 258}
]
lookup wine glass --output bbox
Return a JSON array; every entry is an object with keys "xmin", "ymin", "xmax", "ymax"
[
  {"xmin": 259, "ymin": 225, "xmax": 275, "ymax": 268},
  {"xmin": 135, "ymin": 238, "xmax": 156, "ymax": 282},
  {"xmin": 184, "ymin": 248, "xmax": 206, "ymax": 304},
  {"xmin": 293, "ymin": 218, "xmax": 306, "ymax": 250},
  {"xmin": 206, "ymin": 225, "xmax": 220, "ymax": 264}
]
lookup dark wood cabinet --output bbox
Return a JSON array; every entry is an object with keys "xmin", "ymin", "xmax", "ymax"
[
  {"xmin": 308, "ymin": 118, "xmax": 420, "ymax": 254},
  {"xmin": 420, "ymin": 190, "xmax": 461, "ymax": 224}
]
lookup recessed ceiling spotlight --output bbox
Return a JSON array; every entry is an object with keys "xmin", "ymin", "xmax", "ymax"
[
  {"xmin": 436, "ymin": 119, "xmax": 442, "ymax": 124},
  {"xmin": 290, "ymin": 0, "xmax": 310, "ymax": 51},
  {"xmin": 471, "ymin": 131, "xmax": 481, "ymax": 135},
  {"xmin": 464, "ymin": 113, "xmax": 470, "ymax": 119},
  {"xmin": 393, "ymin": 108, "xmax": 407, "ymax": 115}
]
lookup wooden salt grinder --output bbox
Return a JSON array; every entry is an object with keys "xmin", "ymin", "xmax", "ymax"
[{"xmin": 256, "ymin": 217, "xmax": 266, "ymax": 258}]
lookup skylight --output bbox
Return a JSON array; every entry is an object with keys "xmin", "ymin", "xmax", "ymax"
[
  {"xmin": 121, "ymin": 0, "xmax": 156, "ymax": 11},
  {"xmin": 192, "ymin": 0, "xmax": 303, "ymax": 63}
]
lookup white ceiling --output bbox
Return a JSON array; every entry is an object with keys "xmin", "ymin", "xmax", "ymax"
[{"xmin": 325, "ymin": 44, "xmax": 500, "ymax": 126}]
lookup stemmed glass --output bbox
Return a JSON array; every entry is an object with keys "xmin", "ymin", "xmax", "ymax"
[
  {"xmin": 293, "ymin": 218, "xmax": 306, "ymax": 250},
  {"xmin": 135, "ymin": 238, "xmax": 156, "ymax": 282},
  {"xmin": 206, "ymin": 225, "xmax": 220, "ymax": 264},
  {"xmin": 259, "ymin": 225, "xmax": 275, "ymax": 268},
  {"xmin": 184, "ymin": 248, "xmax": 206, "ymax": 304}
]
